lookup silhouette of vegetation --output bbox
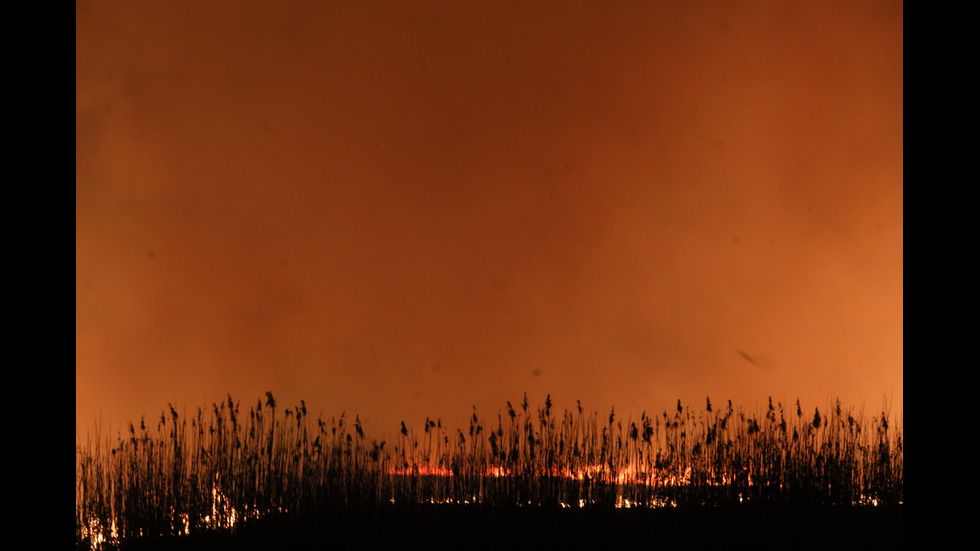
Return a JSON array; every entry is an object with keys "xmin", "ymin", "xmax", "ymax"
[{"xmin": 76, "ymin": 393, "xmax": 902, "ymax": 550}]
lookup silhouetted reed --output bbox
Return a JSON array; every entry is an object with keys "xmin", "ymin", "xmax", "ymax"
[{"xmin": 76, "ymin": 393, "xmax": 902, "ymax": 550}]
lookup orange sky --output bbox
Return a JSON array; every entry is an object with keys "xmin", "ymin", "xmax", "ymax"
[{"xmin": 76, "ymin": 0, "xmax": 902, "ymax": 437}]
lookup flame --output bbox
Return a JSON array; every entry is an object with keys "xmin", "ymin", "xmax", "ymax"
[{"xmin": 387, "ymin": 465, "xmax": 454, "ymax": 476}]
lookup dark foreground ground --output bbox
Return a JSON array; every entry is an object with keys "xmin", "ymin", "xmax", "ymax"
[{"xmin": 102, "ymin": 503, "xmax": 902, "ymax": 550}]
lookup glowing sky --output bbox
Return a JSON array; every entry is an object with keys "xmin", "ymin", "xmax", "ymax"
[{"xmin": 76, "ymin": 0, "xmax": 902, "ymax": 436}]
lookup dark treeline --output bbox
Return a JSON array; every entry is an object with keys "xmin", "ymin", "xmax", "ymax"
[{"xmin": 76, "ymin": 393, "xmax": 902, "ymax": 550}]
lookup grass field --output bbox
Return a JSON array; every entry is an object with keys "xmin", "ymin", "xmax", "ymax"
[{"xmin": 76, "ymin": 393, "xmax": 902, "ymax": 550}]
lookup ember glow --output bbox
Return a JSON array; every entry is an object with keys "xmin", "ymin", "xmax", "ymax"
[{"xmin": 389, "ymin": 464, "xmax": 691, "ymax": 488}]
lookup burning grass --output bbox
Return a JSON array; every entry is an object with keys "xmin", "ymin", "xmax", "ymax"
[{"xmin": 76, "ymin": 393, "xmax": 902, "ymax": 549}]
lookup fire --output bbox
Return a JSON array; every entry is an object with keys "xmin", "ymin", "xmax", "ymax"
[{"xmin": 387, "ymin": 465, "xmax": 454, "ymax": 476}]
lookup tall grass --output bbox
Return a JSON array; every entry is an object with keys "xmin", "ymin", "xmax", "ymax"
[{"xmin": 75, "ymin": 393, "xmax": 903, "ymax": 549}]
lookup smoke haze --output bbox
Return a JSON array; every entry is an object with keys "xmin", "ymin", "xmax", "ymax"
[{"xmin": 77, "ymin": 0, "xmax": 902, "ymax": 434}]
